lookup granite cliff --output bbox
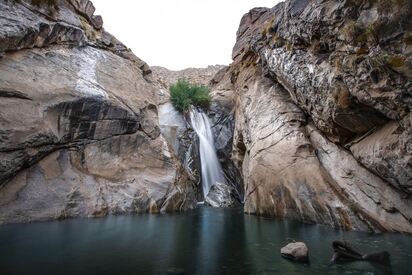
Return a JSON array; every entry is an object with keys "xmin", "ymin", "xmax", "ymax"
[
  {"xmin": 213, "ymin": 0, "xmax": 412, "ymax": 233},
  {"xmin": 0, "ymin": 0, "xmax": 197, "ymax": 223}
]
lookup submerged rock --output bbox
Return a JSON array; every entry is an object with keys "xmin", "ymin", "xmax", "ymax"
[
  {"xmin": 280, "ymin": 242, "xmax": 309, "ymax": 263},
  {"xmin": 330, "ymin": 241, "xmax": 391, "ymax": 266}
]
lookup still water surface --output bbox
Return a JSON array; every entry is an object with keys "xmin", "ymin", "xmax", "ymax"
[{"xmin": 0, "ymin": 207, "xmax": 411, "ymax": 275}]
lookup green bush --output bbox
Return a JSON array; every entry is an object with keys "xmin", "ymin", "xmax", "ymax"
[{"xmin": 170, "ymin": 80, "xmax": 211, "ymax": 112}]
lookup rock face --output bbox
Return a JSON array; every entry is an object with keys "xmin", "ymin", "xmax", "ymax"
[
  {"xmin": 0, "ymin": 0, "xmax": 196, "ymax": 223},
  {"xmin": 280, "ymin": 242, "xmax": 309, "ymax": 263},
  {"xmin": 208, "ymin": 67, "xmax": 244, "ymax": 204},
  {"xmin": 152, "ymin": 65, "xmax": 226, "ymax": 89},
  {"xmin": 213, "ymin": 0, "xmax": 412, "ymax": 233}
]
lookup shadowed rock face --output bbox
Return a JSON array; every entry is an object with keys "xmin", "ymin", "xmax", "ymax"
[
  {"xmin": 213, "ymin": 0, "xmax": 412, "ymax": 233},
  {"xmin": 0, "ymin": 0, "xmax": 196, "ymax": 223}
]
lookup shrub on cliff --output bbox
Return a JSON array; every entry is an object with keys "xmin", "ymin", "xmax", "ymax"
[{"xmin": 170, "ymin": 80, "xmax": 211, "ymax": 112}]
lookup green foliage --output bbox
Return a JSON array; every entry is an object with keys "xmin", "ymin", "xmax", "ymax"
[{"xmin": 170, "ymin": 80, "xmax": 211, "ymax": 112}]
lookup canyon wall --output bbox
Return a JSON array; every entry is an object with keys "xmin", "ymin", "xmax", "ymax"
[
  {"xmin": 0, "ymin": 0, "xmax": 197, "ymax": 223},
  {"xmin": 1, "ymin": 0, "xmax": 411, "ymax": 233},
  {"xmin": 217, "ymin": 0, "xmax": 412, "ymax": 233}
]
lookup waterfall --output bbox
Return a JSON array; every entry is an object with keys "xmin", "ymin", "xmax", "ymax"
[{"xmin": 189, "ymin": 108, "xmax": 225, "ymax": 198}]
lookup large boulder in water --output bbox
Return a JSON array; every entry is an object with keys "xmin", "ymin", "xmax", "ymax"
[{"xmin": 281, "ymin": 242, "xmax": 309, "ymax": 263}]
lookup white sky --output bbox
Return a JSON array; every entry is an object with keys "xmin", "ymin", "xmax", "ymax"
[{"xmin": 93, "ymin": 0, "xmax": 280, "ymax": 70}]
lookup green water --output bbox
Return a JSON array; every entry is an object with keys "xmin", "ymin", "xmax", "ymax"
[{"xmin": 0, "ymin": 207, "xmax": 410, "ymax": 274}]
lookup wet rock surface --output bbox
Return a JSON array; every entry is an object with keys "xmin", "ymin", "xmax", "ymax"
[
  {"xmin": 206, "ymin": 182, "xmax": 237, "ymax": 208},
  {"xmin": 0, "ymin": 0, "xmax": 196, "ymax": 223}
]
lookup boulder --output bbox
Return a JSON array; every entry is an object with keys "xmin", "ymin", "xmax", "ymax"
[{"xmin": 280, "ymin": 242, "xmax": 309, "ymax": 263}]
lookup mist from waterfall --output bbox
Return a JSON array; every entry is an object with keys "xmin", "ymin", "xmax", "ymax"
[{"xmin": 189, "ymin": 108, "xmax": 225, "ymax": 198}]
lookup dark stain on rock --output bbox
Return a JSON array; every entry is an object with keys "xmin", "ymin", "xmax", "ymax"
[{"xmin": 46, "ymin": 97, "xmax": 139, "ymax": 142}]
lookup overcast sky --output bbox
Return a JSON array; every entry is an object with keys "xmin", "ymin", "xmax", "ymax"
[{"xmin": 93, "ymin": 0, "xmax": 280, "ymax": 70}]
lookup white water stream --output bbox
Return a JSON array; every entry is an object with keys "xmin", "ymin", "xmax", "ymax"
[{"xmin": 189, "ymin": 108, "xmax": 225, "ymax": 198}]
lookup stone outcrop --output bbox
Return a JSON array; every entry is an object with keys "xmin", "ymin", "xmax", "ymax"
[
  {"xmin": 213, "ymin": 0, "xmax": 412, "ymax": 233},
  {"xmin": 152, "ymin": 65, "xmax": 225, "ymax": 90},
  {"xmin": 0, "ymin": 0, "xmax": 196, "ymax": 223}
]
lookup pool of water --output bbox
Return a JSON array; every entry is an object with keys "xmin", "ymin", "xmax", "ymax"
[{"xmin": 0, "ymin": 207, "xmax": 411, "ymax": 274}]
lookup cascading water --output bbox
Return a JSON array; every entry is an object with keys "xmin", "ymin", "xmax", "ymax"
[{"xmin": 189, "ymin": 108, "xmax": 225, "ymax": 198}]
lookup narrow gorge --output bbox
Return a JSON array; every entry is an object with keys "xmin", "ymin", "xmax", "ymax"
[{"xmin": 0, "ymin": 0, "xmax": 411, "ymax": 274}]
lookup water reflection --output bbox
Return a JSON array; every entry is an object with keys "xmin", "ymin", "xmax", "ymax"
[{"xmin": 0, "ymin": 207, "xmax": 410, "ymax": 275}]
